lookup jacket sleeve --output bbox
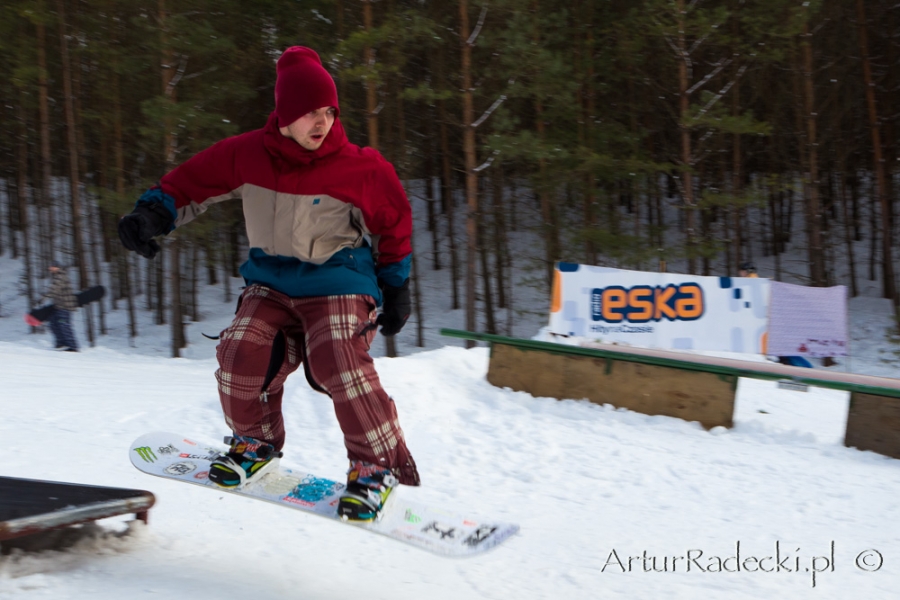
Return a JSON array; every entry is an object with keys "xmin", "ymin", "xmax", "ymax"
[
  {"xmin": 364, "ymin": 159, "xmax": 412, "ymax": 287},
  {"xmin": 141, "ymin": 136, "xmax": 245, "ymax": 229}
]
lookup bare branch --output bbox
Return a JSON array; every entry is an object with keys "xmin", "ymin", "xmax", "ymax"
[
  {"xmin": 165, "ymin": 55, "xmax": 189, "ymax": 96},
  {"xmin": 688, "ymin": 31, "xmax": 713, "ymax": 56},
  {"xmin": 692, "ymin": 64, "xmax": 747, "ymax": 120},
  {"xmin": 182, "ymin": 65, "xmax": 219, "ymax": 81},
  {"xmin": 665, "ymin": 34, "xmax": 681, "ymax": 59},
  {"xmin": 472, "ymin": 95, "xmax": 507, "ymax": 128},
  {"xmin": 467, "ymin": 5, "xmax": 489, "ymax": 46},
  {"xmin": 688, "ymin": 12, "xmax": 728, "ymax": 55},
  {"xmin": 474, "ymin": 150, "xmax": 500, "ymax": 173},
  {"xmin": 696, "ymin": 127, "xmax": 716, "ymax": 146},
  {"xmin": 659, "ymin": 28, "xmax": 682, "ymax": 57},
  {"xmin": 686, "ymin": 58, "xmax": 731, "ymax": 95}
]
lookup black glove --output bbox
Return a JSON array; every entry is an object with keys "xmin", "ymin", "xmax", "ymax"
[
  {"xmin": 118, "ymin": 203, "xmax": 174, "ymax": 259},
  {"xmin": 377, "ymin": 279, "xmax": 411, "ymax": 336}
]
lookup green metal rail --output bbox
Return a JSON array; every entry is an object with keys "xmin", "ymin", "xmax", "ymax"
[{"xmin": 439, "ymin": 328, "xmax": 900, "ymax": 399}]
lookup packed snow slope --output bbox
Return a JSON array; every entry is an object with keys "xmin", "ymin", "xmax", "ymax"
[{"xmin": 2, "ymin": 256, "xmax": 900, "ymax": 599}]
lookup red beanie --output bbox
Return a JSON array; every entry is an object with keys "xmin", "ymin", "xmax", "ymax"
[{"xmin": 275, "ymin": 47, "xmax": 340, "ymax": 127}]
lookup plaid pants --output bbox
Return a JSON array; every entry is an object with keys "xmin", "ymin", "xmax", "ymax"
[{"xmin": 215, "ymin": 285, "xmax": 419, "ymax": 485}]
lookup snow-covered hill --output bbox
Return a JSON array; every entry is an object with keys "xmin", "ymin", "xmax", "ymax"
[{"xmin": 2, "ymin": 252, "xmax": 900, "ymax": 599}]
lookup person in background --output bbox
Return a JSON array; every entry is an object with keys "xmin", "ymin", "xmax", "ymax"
[
  {"xmin": 42, "ymin": 263, "xmax": 79, "ymax": 352},
  {"xmin": 117, "ymin": 46, "xmax": 418, "ymax": 522},
  {"xmin": 738, "ymin": 261, "xmax": 758, "ymax": 278}
]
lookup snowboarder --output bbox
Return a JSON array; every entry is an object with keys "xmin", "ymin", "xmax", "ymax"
[
  {"xmin": 117, "ymin": 46, "xmax": 419, "ymax": 521},
  {"xmin": 41, "ymin": 263, "xmax": 79, "ymax": 352}
]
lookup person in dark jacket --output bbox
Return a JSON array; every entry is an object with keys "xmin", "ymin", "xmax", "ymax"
[
  {"xmin": 43, "ymin": 263, "xmax": 79, "ymax": 352},
  {"xmin": 738, "ymin": 261, "xmax": 758, "ymax": 278},
  {"xmin": 117, "ymin": 46, "xmax": 417, "ymax": 521}
]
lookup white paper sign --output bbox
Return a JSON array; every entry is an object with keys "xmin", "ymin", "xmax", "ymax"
[{"xmin": 766, "ymin": 281, "xmax": 848, "ymax": 357}]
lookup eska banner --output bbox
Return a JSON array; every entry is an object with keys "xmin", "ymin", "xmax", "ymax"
[{"xmin": 548, "ymin": 263, "xmax": 770, "ymax": 354}]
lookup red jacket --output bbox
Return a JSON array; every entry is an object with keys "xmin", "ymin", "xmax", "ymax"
[{"xmin": 145, "ymin": 113, "xmax": 412, "ymax": 301}]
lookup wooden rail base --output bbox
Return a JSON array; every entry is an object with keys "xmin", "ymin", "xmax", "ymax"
[{"xmin": 441, "ymin": 329, "xmax": 900, "ymax": 459}]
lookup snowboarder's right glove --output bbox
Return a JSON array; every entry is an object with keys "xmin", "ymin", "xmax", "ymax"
[
  {"xmin": 118, "ymin": 203, "xmax": 174, "ymax": 259},
  {"xmin": 377, "ymin": 279, "xmax": 411, "ymax": 336}
]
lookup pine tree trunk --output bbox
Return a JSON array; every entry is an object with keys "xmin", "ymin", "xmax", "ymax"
[
  {"xmin": 767, "ymin": 185, "xmax": 779, "ymax": 277},
  {"xmin": 191, "ymin": 240, "xmax": 199, "ymax": 322},
  {"xmin": 221, "ymin": 225, "xmax": 232, "ymax": 303},
  {"xmin": 170, "ymin": 238, "xmax": 186, "ymax": 354},
  {"xmin": 3, "ymin": 175, "xmax": 15, "ymax": 258},
  {"xmin": 16, "ymin": 95, "xmax": 36, "ymax": 313},
  {"xmin": 869, "ymin": 178, "xmax": 878, "ymax": 282},
  {"xmin": 433, "ymin": 26, "xmax": 460, "ymax": 311},
  {"xmin": 799, "ymin": 18, "xmax": 827, "ymax": 287},
  {"xmin": 159, "ymin": 0, "xmax": 185, "ymax": 356},
  {"xmin": 676, "ymin": 0, "xmax": 697, "ymax": 275},
  {"xmin": 155, "ymin": 257, "xmax": 165, "ymax": 325},
  {"xmin": 204, "ymin": 231, "xmax": 218, "ymax": 285},
  {"xmin": 459, "ymin": 0, "xmax": 479, "ymax": 346},
  {"xmin": 122, "ymin": 252, "xmax": 137, "ymax": 338},
  {"xmin": 36, "ymin": 1, "xmax": 53, "ymax": 264},
  {"xmin": 90, "ymin": 197, "xmax": 107, "ymax": 335},
  {"xmin": 438, "ymin": 100, "xmax": 460, "ymax": 310},
  {"xmin": 582, "ymin": 22, "xmax": 597, "ymax": 266},
  {"xmin": 731, "ymin": 8, "xmax": 743, "ymax": 272},
  {"xmin": 424, "ymin": 111, "xmax": 441, "ymax": 271},
  {"xmin": 839, "ymin": 169, "xmax": 859, "ymax": 297},
  {"xmin": 411, "ymin": 241, "xmax": 424, "ymax": 347},
  {"xmin": 0, "ymin": 175, "xmax": 5, "ymax": 256},
  {"xmin": 856, "ymin": 0, "xmax": 897, "ymax": 307},
  {"xmin": 56, "ymin": 0, "xmax": 93, "ymax": 346},
  {"xmin": 492, "ymin": 169, "xmax": 508, "ymax": 312},
  {"xmin": 111, "ymin": 27, "xmax": 137, "ymax": 339},
  {"xmin": 360, "ymin": 2, "xmax": 398, "ymax": 357},
  {"xmin": 363, "ymin": 0, "xmax": 379, "ymax": 149},
  {"xmin": 478, "ymin": 213, "xmax": 496, "ymax": 334},
  {"xmin": 533, "ymin": 0, "xmax": 559, "ymax": 287},
  {"xmin": 146, "ymin": 259, "xmax": 154, "ymax": 312}
]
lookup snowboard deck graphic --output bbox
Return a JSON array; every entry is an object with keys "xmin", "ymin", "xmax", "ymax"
[{"xmin": 129, "ymin": 432, "xmax": 518, "ymax": 557}]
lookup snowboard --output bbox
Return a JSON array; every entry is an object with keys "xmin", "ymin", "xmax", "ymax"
[
  {"xmin": 26, "ymin": 285, "xmax": 106, "ymax": 326},
  {"xmin": 129, "ymin": 432, "xmax": 518, "ymax": 557}
]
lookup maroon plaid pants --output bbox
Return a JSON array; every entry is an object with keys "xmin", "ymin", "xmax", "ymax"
[{"xmin": 215, "ymin": 285, "xmax": 419, "ymax": 485}]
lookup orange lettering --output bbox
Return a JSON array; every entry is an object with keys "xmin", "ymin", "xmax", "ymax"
[
  {"xmin": 675, "ymin": 284, "xmax": 704, "ymax": 319},
  {"xmin": 654, "ymin": 286, "xmax": 677, "ymax": 320},
  {"xmin": 628, "ymin": 288, "xmax": 654, "ymax": 321},
  {"xmin": 602, "ymin": 289, "xmax": 627, "ymax": 322}
]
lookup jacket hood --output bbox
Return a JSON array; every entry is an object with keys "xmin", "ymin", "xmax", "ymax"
[{"xmin": 262, "ymin": 111, "xmax": 348, "ymax": 167}]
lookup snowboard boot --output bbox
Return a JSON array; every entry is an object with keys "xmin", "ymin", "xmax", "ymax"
[
  {"xmin": 208, "ymin": 435, "xmax": 282, "ymax": 489},
  {"xmin": 337, "ymin": 461, "xmax": 398, "ymax": 522}
]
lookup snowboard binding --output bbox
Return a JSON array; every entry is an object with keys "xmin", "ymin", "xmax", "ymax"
[
  {"xmin": 337, "ymin": 461, "xmax": 398, "ymax": 522},
  {"xmin": 208, "ymin": 435, "xmax": 283, "ymax": 489}
]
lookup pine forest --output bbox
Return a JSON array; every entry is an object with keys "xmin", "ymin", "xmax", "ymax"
[{"xmin": 0, "ymin": 0, "xmax": 898, "ymax": 355}]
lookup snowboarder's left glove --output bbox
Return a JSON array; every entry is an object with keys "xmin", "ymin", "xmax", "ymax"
[
  {"xmin": 118, "ymin": 202, "xmax": 174, "ymax": 259},
  {"xmin": 377, "ymin": 279, "xmax": 411, "ymax": 336}
]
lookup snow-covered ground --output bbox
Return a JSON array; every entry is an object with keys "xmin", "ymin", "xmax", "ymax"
[
  {"xmin": 3, "ymin": 171, "xmax": 900, "ymax": 599},
  {"xmin": 1, "ymin": 249, "xmax": 900, "ymax": 600}
]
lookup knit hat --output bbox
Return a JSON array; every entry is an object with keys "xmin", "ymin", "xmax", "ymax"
[{"xmin": 274, "ymin": 47, "xmax": 339, "ymax": 128}]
